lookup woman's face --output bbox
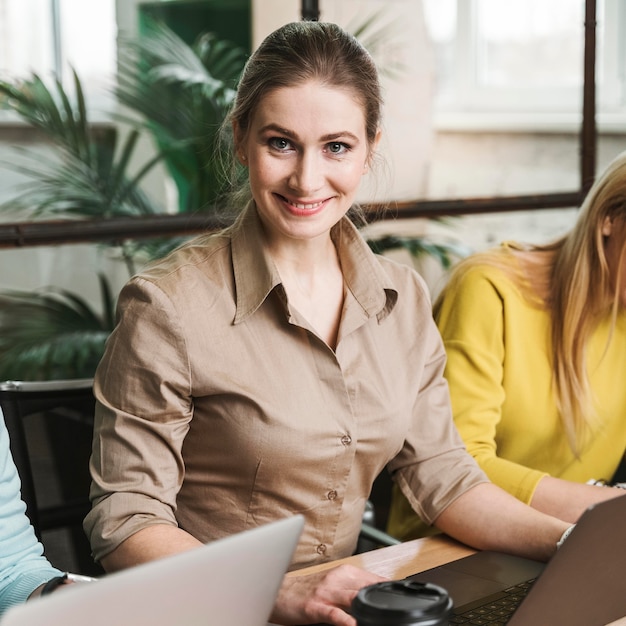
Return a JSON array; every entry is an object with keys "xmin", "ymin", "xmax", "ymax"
[
  {"xmin": 603, "ymin": 215, "xmax": 626, "ymax": 306},
  {"xmin": 236, "ymin": 80, "xmax": 379, "ymax": 248}
]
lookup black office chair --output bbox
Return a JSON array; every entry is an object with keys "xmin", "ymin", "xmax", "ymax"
[
  {"xmin": 358, "ymin": 469, "xmax": 401, "ymax": 553},
  {"xmin": 0, "ymin": 378, "xmax": 103, "ymax": 576}
]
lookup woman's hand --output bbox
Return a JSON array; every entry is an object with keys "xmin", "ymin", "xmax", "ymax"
[{"xmin": 271, "ymin": 564, "xmax": 387, "ymax": 625}]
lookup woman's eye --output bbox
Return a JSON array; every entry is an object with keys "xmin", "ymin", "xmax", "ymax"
[
  {"xmin": 269, "ymin": 137, "xmax": 292, "ymax": 151},
  {"xmin": 327, "ymin": 142, "xmax": 348, "ymax": 155}
]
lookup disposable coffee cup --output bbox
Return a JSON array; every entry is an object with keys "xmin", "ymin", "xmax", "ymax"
[{"xmin": 351, "ymin": 580, "xmax": 453, "ymax": 626}]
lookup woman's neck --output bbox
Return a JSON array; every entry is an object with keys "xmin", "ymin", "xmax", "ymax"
[{"xmin": 271, "ymin": 242, "xmax": 345, "ymax": 350}]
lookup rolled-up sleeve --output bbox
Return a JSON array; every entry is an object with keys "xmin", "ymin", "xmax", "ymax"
[
  {"xmin": 84, "ymin": 277, "xmax": 193, "ymax": 561},
  {"xmin": 387, "ymin": 283, "xmax": 489, "ymax": 526}
]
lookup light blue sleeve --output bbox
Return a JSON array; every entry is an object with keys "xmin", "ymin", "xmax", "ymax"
[{"xmin": 0, "ymin": 408, "xmax": 61, "ymax": 615}]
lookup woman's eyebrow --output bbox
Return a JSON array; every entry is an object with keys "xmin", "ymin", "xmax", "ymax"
[
  {"xmin": 258, "ymin": 123, "xmax": 296, "ymax": 137},
  {"xmin": 259, "ymin": 124, "xmax": 360, "ymax": 143},
  {"xmin": 320, "ymin": 131, "xmax": 360, "ymax": 143}
]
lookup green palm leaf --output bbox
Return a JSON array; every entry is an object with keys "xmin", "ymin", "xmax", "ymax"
[
  {"xmin": 0, "ymin": 274, "xmax": 116, "ymax": 381},
  {"xmin": 116, "ymin": 18, "xmax": 246, "ymax": 213},
  {"xmin": 0, "ymin": 70, "xmax": 93, "ymax": 164},
  {"xmin": 367, "ymin": 235, "xmax": 470, "ymax": 270},
  {"xmin": 349, "ymin": 11, "xmax": 406, "ymax": 80},
  {"xmin": 0, "ymin": 71, "xmax": 164, "ymax": 221}
]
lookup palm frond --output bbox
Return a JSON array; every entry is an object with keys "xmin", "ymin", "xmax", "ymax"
[
  {"xmin": 367, "ymin": 235, "xmax": 470, "ymax": 270},
  {"xmin": 0, "ymin": 276, "xmax": 116, "ymax": 381},
  {"xmin": 348, "ymin": 11, "xmax": 406, "ymax": 80},
  {"xmin": 0, "ymin": 71, "xmax": 96, "ymax": 163},
  {"xmin": 0, "ymin": 141, "xmax": 161, "ymax": 219},
  {"xmin": 116, "ymin": 18, "xmax": 247, "ymax": 212},
  {"xmin": 0, "ymin": 80, "xmax": 164, "ymax": 221}
]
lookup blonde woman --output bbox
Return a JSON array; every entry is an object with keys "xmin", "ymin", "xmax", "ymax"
[{"xmin": 389, "ymin": 151, "xmax": 626, "ymax": 541}]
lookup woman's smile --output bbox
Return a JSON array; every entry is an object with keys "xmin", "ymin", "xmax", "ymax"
[{"xmin": 275, "ymin": 193, "xmax": 331, "ymax": 216}]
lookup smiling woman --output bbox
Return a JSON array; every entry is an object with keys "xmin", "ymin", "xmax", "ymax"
[
  {"xmin": 84, "ymin": 21, "xmax": 571, "ymax": 626},
  {"xmin": 236, "ymin": 80, "xmax": 372, "ymax": 348},
  {"xmin": 235, "ymin": 82, "xmax": 376, "ymax": 250}
]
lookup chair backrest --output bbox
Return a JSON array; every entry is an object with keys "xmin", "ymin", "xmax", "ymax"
[
  {"xmin": 356, "ymin": 468, "xmax": 400, "ymax": 554},
  {"xmin": 0, "ymin": 378, "xmax": 102, "ymax": 576}
]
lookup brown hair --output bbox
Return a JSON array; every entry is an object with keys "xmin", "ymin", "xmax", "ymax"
[
  {"xmin": 218, "ymin": 21, "xmax": 383, "ymax": 211},
  {"xmin": 231, "ymin": 21, "xmax": 381, "ymax": 147}
]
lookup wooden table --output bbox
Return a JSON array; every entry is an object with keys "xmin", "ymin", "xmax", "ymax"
[
  {"xmin": 290, "ymin": 535, "xmax": 626, "ymax": 626},
  {"xmin": 288, "ymin": 533, "xmax": 475, "ymax": 580}
]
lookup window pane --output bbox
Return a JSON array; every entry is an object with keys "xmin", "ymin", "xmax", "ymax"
[
  {"xmin": 0, "ymin": 0, "xmax": 115, "ymax": 105},
  {"xmin": 476, "ymin": 0, "xmax": 585, "ymax": 88},
  {"xmin": 0, "ymin": 0, "xmax": 55, "ymax": 77},
  {"xmin": 59, "ymin": 0, "xmax": 116, "ymax": 96},
  {"xmin": 422, "ymin": 0, "xmax": 456, "ymax": 102}
]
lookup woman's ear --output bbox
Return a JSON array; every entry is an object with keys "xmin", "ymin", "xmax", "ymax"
[
  {"xmin": 364, "ymin": 128, "xmax": 382, "ymax": 173},
  {"xmin": 232, "ymin": 121, "xmax": 248, "ymax": 166},
  {"xmin": 602, "ymin": 215, "xmax": 613, "ymax": 236},
  {"xmin": 372, "ymin": 127, "xmax": 382, "ymax": 152}
]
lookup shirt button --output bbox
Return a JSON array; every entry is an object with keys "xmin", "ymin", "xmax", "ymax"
[
  {"xmin": 341, "ymin": 434, "xmax": 352, "ymax": 445},
  {"xmin": 327, "ymin": 490, "xmax": 337, "ymax": 500},
  {"xmin": 316, "ymin": 544, "xmax": 327, "ymax": 555}
]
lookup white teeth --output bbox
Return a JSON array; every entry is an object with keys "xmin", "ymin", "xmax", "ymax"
[{"xmin": 292, "ymin": 201, "xmax": 323, "ymax": 210}]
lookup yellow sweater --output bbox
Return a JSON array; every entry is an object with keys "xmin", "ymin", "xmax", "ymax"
[{"xmin": 388, "ymin": 262, "xmax": 626, "ymax": 541}]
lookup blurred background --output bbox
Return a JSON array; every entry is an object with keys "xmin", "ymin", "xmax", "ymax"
[{"xmin": 0, "ymin": 0, "xmax": 624, "ymax": 377}]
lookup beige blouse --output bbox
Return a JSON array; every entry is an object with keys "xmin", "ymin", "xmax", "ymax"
[{"xmin": 84, "ymin": 205, "xmax": 487, "ymax": 569}]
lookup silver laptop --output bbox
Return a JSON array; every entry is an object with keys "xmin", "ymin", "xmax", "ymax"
[
  {"xmin": 407, "ymin": 493, "xmax": 626, "ymax": 625},
  {"xmin": 1, "ymin": 515, "xmax": 304, "ymax": 626}
]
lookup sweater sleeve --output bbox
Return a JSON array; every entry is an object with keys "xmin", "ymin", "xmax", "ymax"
[
  {"xmin": 0, "ymin": 409, "xmax": 61, "ymax": 615},
  {"xmin": 435, "ymin": 266, "xmax": 548, "ymax": 503}
]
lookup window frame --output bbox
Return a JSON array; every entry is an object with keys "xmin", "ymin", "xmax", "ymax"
[{"xmin": 431, "ymin": 0, "xmax": 625, "ymax": 134}]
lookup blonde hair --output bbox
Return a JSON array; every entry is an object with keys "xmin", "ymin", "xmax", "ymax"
[{"xmin": 436, "ymin": 151, "xmax": 626, "ymax": 454}]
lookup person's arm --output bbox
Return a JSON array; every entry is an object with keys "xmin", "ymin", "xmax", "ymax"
[
  {"xmin": 274, "ymin": 485, "xmax": 569, "ymax": 625},
  {"xmin": 100, "ymin": 525, "xmax": 203, "ymax": 572},
  {"xmin": 437, "ymin": 266, "xmax": 626, "ymax": 523},
  {"xmin": 434, "ymin": 265, "xmax": 549, "ymax": 502},
  {"xmin": 0, "ymin": 412, "xmax": 62, "ymax": 614},
  {"xmin": 434, "ymin": 482, "xmax": 569, "ymax": 562},
  {"xmin": 84, "ymin": 276, "xmax": 195, "ymax": 563},
  {"xmin": 530, "ymin": 475, "xmax": 624, "ymax": 523},
  {"xmin": 389, "ymin": 273, "xmax": 492, "ymax": 535}
]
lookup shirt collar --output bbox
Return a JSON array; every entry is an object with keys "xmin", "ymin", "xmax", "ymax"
[
  {"xmin": 231, "ymin": 203, "xmax": 398, "ymax": 324},
  {"xmin": 231, "ymin": 204, "xmax": 281, "ymax": 324},
  {"xmin": 331, "ymin": 217, "xmax": 398, "ymax": 322}
]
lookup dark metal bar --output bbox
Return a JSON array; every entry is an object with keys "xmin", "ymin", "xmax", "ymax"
[
  {"xmin": 0, "ymin": 213, "xmax": 225, "ymax": 248},
  {"xmin": 301, "ymin": 0, "xmax": 320, "ymax": 21},
  {"xmin": 0, "ymin": 192, "xmax": 582, "ymax": 249},
  {"xmin": 367, "ymin": 192, "xmax": 582, "ymax": 221},
  {"xmin": 581, "ymin": 0, "xmax": 597, "ymax": 195}
]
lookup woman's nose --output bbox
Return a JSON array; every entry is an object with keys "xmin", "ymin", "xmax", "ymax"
[{"xmin": 288, "ymin": 151, "xmax": 323, "ymax": 195}]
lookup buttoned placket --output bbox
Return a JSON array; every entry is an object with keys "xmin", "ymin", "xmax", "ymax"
[{"xmin": 286, "ymin": 299, "xmax": 367, "ymax": 563}]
